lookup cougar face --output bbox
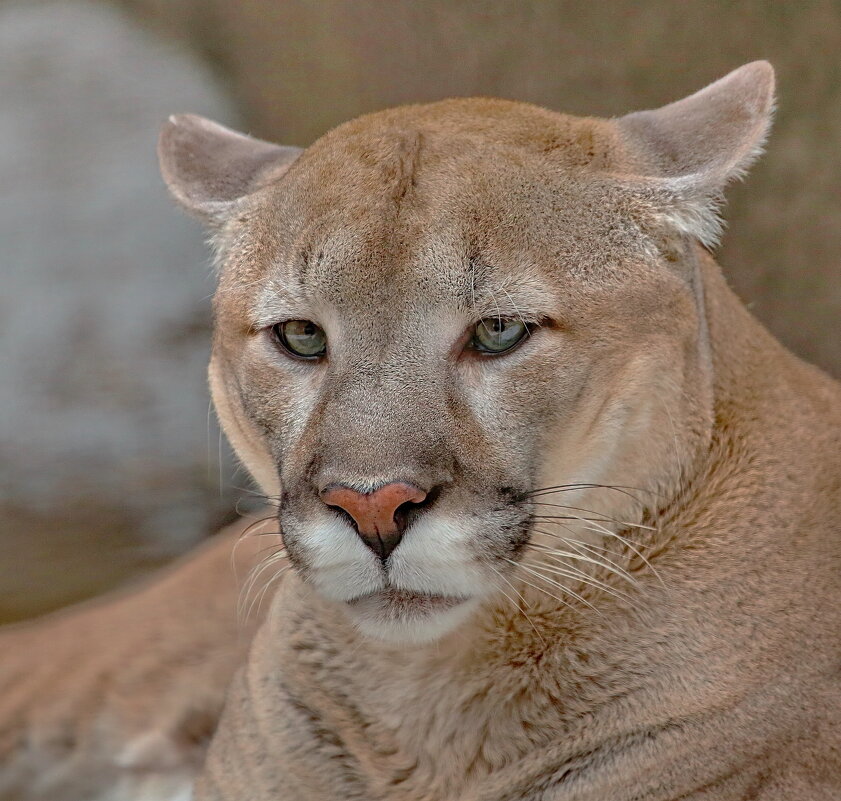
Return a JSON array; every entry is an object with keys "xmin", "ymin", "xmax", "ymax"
[
  {"xmin": 159, "ymin": 66, "xmax": 776, "ymax": 641},
  {"xmin": 183, "ymin": 107, "xmax": 708, "ymax": 643}
]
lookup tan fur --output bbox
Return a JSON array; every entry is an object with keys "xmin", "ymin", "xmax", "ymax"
[
  {"xmin": 171, "ymin": 62, "xmax": 839, "ymax": 800},
  {"xmin": 4, "ymin": 61, "xmax": 839, "ymax": 801},
  {"xmin": 0, "ymin": 516, "xmax": 279, "ymax": 801}
]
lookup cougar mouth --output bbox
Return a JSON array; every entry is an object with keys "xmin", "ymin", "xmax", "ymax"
[{"xmin": 347, "ymin": 588, "xmax": 470, "ymax": 618}]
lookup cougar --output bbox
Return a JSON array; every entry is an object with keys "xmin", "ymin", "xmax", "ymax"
[{"xmin": 2, "ymin": 61, "xmax": 839, "ymax": 801}]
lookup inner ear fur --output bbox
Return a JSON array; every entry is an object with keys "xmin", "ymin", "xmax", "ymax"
[
  {"xmin": 616, "ymin": 61, "xmax": 775, "ymax": 248},
  {"xmin": 158, "ymin": 114, "xmax": 303, "ymax": 224}
]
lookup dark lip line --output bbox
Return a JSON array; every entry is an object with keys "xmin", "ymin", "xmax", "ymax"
[{"xmin": 346, "ymin": 588, "xmax": 471, "ymax": 604}]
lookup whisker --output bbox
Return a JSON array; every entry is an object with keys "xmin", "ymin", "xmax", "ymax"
[
  {"xmin": 486, "ymin": 564, "xmax": 547, "ymax": 647},
  {"xmin": 560, "ymin": 536, "xmax": 627, "ymax": 558},
  {"xmin": 526, "ymin": 539, "xmax": 643, "ymax": 604},
  {"xmin": 531, "ymin": 517, "xmax": 648, "ymax": 550},
  {"xmin": 544, "ymin": 512, "xmax": 663, "ymax": 585},
  {"xmin": 659, "ymin": 394, "xmax": 685, "ymax": 491},
  {"xmin": 487, "ymin": 284, "xmax": 504, "ymax": 332},
  {"xmin": 525, "ymin": 547, "xmax": 622, "ymax": 586},
  {"xmin": 528, "ymin": 483, "xmax": 662, "ymax": 501},
  {"xmin": 246, "ymin": 564, "xmax": 291, "ymax": 623},
  {"xmin": 529, "ymin": 503, "xmax": 657, "ymax": 531},
  {"xmin": 237, "ymin": 547, "xmax": 289, "ymax": 624},
  {"xmin": 530, "ymin": 512, "xmax": 662, "ymax": 585},
  {"xmin": 218, "ymin": 416, "xmax": 224, "ymax": 500},
  {"xmin": 230, "ymin": 515, "xmax": 283, "ymax": 581},
  {"xmin": 498, "ymin": 284, "xmax": 531, "ymax": 338},
  {"xmin": 504, "ymin": 558, "xmax": 600, "ymax": 615},
  {"xmin": 528, "ymin": 536, "xmax": 634, "ymax": 578},
  {"xmin": 556, "ymin": 538, "xmax": 640, "ymax": 584},
  {"xmin": 528, "ymin": 534, "xmax": 638, "ymax": 587},
  {"xmin": 239, "ymin": 515, "xmax": 282, "ymax": 538},
  {"xmin": 523, "ymin": 558, "xmax": 638, "ymax": 609},
  {"xmin": 502, "ymin": 570, "xmax": 580, "ymax": 616},
  {"xmin": 231, "ymin": 486, "xmax": 283, "ymax": 509}
]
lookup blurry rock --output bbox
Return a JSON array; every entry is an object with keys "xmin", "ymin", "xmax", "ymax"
[{"xmin": 0, "ymin": 0, "xmax": 242, "ymax": 620}]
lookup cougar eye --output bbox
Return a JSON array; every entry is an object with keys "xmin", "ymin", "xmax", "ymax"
[
  {"xmin": 272, "ymin": 320, "xmax": 327, "ymax": 359},
  {"xmin": 469, "ymin": 318, "xmax": 529, "ymax": 355}
]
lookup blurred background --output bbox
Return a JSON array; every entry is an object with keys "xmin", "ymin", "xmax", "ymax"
[{"xmin": 1, "ymin": 0, "xmax": 839, "ymax": 623}]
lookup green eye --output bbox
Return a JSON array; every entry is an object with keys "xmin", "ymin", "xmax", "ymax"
[
  {"xmin": 470, "ymin": 317, "xmax": 529, "ymax": 354},
  {"xmin": 273, "ymin": 320, "xmax": 327, "ymax": 359}
]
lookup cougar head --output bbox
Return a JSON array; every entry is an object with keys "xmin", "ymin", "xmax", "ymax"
[{"xmin": 159, "ymin": 62, "xmax": 774, "ymax": 643}]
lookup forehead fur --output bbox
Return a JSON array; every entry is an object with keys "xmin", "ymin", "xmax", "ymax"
[
  {"xmin": 163, "ymin": 63, "xmax": 775, "ymax": 282},
  {"xmin": 277, "ymin": 97, "xmax": 631, "ymax": 212},
  {"xmin": 308, "ymin": 97, "xmax": 626, "ymax": 167},
  {"xmin": 220, "ymin": 98, "xmax": 658, "ymax": 313}
]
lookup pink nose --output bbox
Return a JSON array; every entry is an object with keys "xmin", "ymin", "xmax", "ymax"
[{"xmin": 320, "ymin": 481, "xmax": 428, "ymax": 560}]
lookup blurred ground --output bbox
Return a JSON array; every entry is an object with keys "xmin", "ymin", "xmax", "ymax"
[{"xmin": 2, "ymin": 0, "xmax": 839, "ymax": 621}]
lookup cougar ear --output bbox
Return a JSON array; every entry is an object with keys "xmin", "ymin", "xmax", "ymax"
[
  {"xmin": 617, "ymin": 61, "xmax": 775, "ymax": 247},
  {"xmin": 158, "ymin": 114, "xmax": 303, "ymax": 224}
]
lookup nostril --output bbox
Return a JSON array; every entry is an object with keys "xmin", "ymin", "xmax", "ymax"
[
  {"xmin": 393, "ymin": 501, "xmax": 419, "ymax": 533},
  {"xmin": 395, "ymin": 498, "xmax": 421, "ymax": 517},
  {"xmin": 394, "ymin": 485, "xmax": 439, "ymax": 530}
]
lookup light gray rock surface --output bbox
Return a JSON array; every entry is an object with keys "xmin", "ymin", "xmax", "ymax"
[{"xmin": 0, "ymin": 0, "xmax": 243, "ymax": 619}]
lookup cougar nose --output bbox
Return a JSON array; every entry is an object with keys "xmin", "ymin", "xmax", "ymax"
[{"xmin": 320, "ymin": 481, "xmax": 428, "ymax": 560}]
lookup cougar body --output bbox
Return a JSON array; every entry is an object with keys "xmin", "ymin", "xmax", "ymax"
[
  {"xmin": 158, "ymin": 61, "xmax": 841, "ymax": 800},
  {"xmin": 2, "ymin": 61, "xmax": 838, "ymax": 801}
]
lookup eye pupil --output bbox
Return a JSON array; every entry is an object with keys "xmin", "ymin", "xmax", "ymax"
[{"xmin": 274, "ymin": 319, "xmax": 327, "ymax": 359}]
